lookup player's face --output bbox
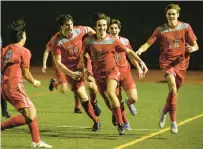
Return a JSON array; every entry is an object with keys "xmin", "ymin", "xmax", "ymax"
[
  {"xmin": 166, "ymin": 9, "xmax": 179, "ymax": 23},
  {"xmin": 95, "ymin": 19, "xmax": 107, "ymax": 38},
  {"xmin": 108, "ymin": 24, "xmax": 120, "ymax": 37},
  {"xmin": 61, "ymin": 20, "xmax": 74, "ymax": 36}
]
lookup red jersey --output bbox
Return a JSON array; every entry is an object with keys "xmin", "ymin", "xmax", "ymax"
[
  {"xmin": 83, "ymin": 34, "xmax": 127, "ymax": 77},
  {"xmin": 147, "ymin": 21, "xmax": 197, "ymax": 70},
  {"xmin": 49, "ymin": 26, "xmax": 88, "ymax": 70},
  {"xmin": 1, "ymin": 44, "xmax": 31, "ymax": 85},
  {"xmin": 115, "ymin": 36, "xmax": 132, "ymax": 73}
]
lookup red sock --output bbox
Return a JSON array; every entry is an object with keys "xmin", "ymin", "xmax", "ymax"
[
  {"xmin": 74, "ymin": 96, "xmax": 80, "ymax": 109},
  {"xmin": 89, "ymin": 90, "xmax": 97, "ymax": 103},
  {"xmin": 28, "ymin": 117, "xmax": 40, "ymax": 143},
  {"xmin": 112, "ymin": 106, "xmax": 123, "ymax": 124},
  {"xmin": 1, "ymin": 115, "xmax": 27, "ymax": 130},
  {"xmin": 120, "ymin": 102, "xmax": 128, "ymax": 123},
  {"xmin": 163, "ymin": 92, "xmax": 172, "ymax": 114},
  {"xmin": 81, "ymin": 100, "xmax": 99, "ymax": 123}
]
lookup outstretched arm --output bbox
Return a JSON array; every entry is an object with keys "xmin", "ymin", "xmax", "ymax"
[
  {"xmin": 135, "ymin": 42, "xmax": 152, "ymax": 55},
  {"xmin": 86, "ymin": 26, "xmax": 96, "ymax": 35}
]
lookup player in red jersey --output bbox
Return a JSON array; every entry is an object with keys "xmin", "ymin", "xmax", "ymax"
[
  {"xmin": 136, "ymin": 4, "xmax": 199, "ymax": 134},
  {"xmin": 83, "ymin": 13, "xmax": 147, "ymax": 135},
  {"xmin": 108, "ymin": 19, "xmax": 148, "ymax": 130},
  {"xmin": 1, "ymin": 19, "xmax": 52, "ymax": 148},
  {"xmin": 42, "ymin": 42, "xmax": 83, "ymax": 114},
  {"xmin": 49, "ymin": 14, "xmax": 101, "ymax": 131}
]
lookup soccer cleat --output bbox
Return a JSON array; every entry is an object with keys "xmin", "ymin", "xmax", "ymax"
[
  {"xmin": 48, "ymin": 78, "xmax": 56, "ymax": 91},
  {"xmin": 74, "ymin": 108, "xmax": 82, "ymax": 114},
  {"xmin": 159, "ymin": 109, "xmax": 166, "ymax": 129},
  {"xmin": 125, "ymin": 99, "xmax": 137, "ymax": 116},
  {"xmin": 91, "ymin": 102, "xmax": 101, "ymax": 116},
  {"xmin": 112, "ymin": 114, "xmax": 117, "ymax": 126},
  {"xmin": 117, "ymin": 123, "xmax": 125, "ymax": 135},
  {"xmin": 31, "ymin": 140, "xmax": 52, "ymax": 148},
  {"xmin": 2, "ymin": 111, "xmax": 11, "ymax": 118},
  {"xmin": 92, "ymin": 122, "xmax": 101, "ymax": 132},
  {"xmin": 170, "ymin": 123, "xmax": 178, "ymax": 134},
  {"xmin": 123, "ymin": 122, "xmax": 131, "ymax": 130}
]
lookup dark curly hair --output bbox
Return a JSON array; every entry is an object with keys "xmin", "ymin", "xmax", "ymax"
[
  {"xmin": 92, "ymin": 12, "xmax": 110, "ymax": 27},
  {"xmin": 7, "ymin": 19, "xmax": 26, "ymax": 43},
  {"xmin": 57, "ymin": 14, "xmax": 73, "ymax": 28}
]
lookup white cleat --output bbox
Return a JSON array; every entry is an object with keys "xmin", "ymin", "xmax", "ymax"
[
  {"xmin": 123, "ymin": 122, "xmax": 132, "ymax": 131},
  {"xmin": 31, "ymin": 140, "xmax": 52, "ymax": 148},
  {"xmin": 159, "ymin": 109, "xmax": 166, "ymax": 129},
  {"xmin": 170, "ymin": 123, "xmax": 178, "ymax": 134}
]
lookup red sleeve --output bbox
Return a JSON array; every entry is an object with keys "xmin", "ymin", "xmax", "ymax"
[
  {"xmin": 49, "ymin": 38, "xmax": 61, "ymax": 56},
  {"xmin": 80, "ymin": 26, "xmax": 88, "ymax": 35},
  {"xmin": 114, "ymin": 38, "xmax": 128, "ymax": 52},
  {"xmin": 127, "ymin": 40, "xmax": 132, "ymax": 49},
  {"xmin": 46, "ymin": 40, "xmax": 53, "ymax": 52},
  {"xmin": 147, "ymin": 28, "xmax": 160, "ymax": 44},
  {"xmin": 186, "ymin": 24, "xmax": 197, "ymax": 44},
  {"xmin": 21, "ymin": 49, "xmax": 31, "ymax": 69}
]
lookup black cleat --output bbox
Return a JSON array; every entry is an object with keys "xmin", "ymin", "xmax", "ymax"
[
  {"xmin": 49, "ymin": 78, "xmax": 56, "ymax": 91},
  {"xmin": 92, "ymin": 122, "xmax": 101, "ymax": 132},
  {"xmin": 91, "ymin": 102, "xmax": 101, "ymax": 116},
  {"xmin": 117, "ymin": 123, "xmax": 125, "ymax": 135},
  {"xmin": 112, "ymin": 114, "xmax": 117, "ymax": 126},
  {"xmin": 74, "ymin": 108, "xmax": 82, "ymax": 114},
  {"xmin": 2, "ymin": 111, "xmax": 11, "ymax": 118}
]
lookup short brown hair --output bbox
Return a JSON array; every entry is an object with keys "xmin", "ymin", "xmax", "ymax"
[
  {"xmin": 109, "ymin": 19, "xmax": 121, "ymax": 29},
  {"xmin": 164, "ymin": 4, "xmax": 181, "ymax": 13}
]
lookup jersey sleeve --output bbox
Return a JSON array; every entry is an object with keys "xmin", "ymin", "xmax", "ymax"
[
  {"xmin": 147, "ymin": 28, "xmax": 160, "ymax": 44},
  {"xmin": 21, "ymin": 49, "xmax": 31, "ymax": 69},
  {"xmin": 186, "ymin": 24, "xmax": 197, "ymax": 44},
  {"xmin": 114, "ymin": 38, "xmax": 128, "ymax": 52}
]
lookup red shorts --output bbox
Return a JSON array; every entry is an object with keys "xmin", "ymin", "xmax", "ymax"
[
  {"xmin": 66, "ymin": 75, "xmax": 85, "ymax": 91},
  {"xmin": 2, "ymin": 82, "xmax": 32, "ymax": 110},
  {"xmin": 164, "ymin": 67, "xmax": 186, "ymax": 89},
  {"xmin": 119, "ymin": 70, "xmax": 136, "ymax": 91},
  {"xmin": 94, "ymin": 67, "xmax": 120, "ymax": 94}
]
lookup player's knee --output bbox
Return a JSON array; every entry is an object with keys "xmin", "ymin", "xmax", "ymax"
[
  {"xmin": 24, "ymin": 116, "xmax": 33, "ymax": 124},
  {"xmin": 171, "ymin": 87, "xmax": 178, "ymax": 96},
  {"xmin": 106, "ymin": 90, "xmax": 115, "ymax": 99}
]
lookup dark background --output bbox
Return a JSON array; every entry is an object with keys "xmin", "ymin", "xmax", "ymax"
[{"xmin": 1, "ymin": 1, "xmax": 203, "ymax": 70}]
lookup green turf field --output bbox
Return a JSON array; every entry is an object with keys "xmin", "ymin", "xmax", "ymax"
[{"xmin": 1, "ymin": 75, "xmax": 203, "ymax": 149}]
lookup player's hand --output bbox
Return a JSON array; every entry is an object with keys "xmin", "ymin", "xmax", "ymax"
[
  {"xmin": 135, "ymin": 49, "xmax": 143, "ymax": 56},
  {"xmin": 137, "ymin": 68, "xmax": 144, "ymax": 80},
  {"xmin": 186, "ymin": 43, "xmax": 197, "ymax": 53},
  {"xmin": 33, "ymin": 80, "xmax": 41, "ymax": 88},
  {"xmin": 140, "ymin": 61, "xmax": 148, "ymax": 76},
  {"xmin": 42, "ymin": 65, "xmax": 47, "ymax": 73},
  {"xmin": 71, "ymin": 71, "xmax": 82, "ymax": 80}
]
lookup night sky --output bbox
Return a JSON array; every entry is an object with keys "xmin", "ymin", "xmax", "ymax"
[{"xmin": 1, "ymin": 1, "xmax": 203, "ymax": 70}]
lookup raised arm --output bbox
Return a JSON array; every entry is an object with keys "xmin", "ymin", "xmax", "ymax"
[{"xmin": 86, "ymin": 26, "xmax": 96, "ymax": 35}]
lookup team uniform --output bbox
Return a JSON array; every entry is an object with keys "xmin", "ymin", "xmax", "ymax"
[
  {"xmin": 147, "ymin": 21, "xmax": 197, "ymax": 88},
  {"xmin": 1, "ymin": 44, "xmax": 32, "ymax": 110},
  {"xmin": 116, "ymin": 37, "xmax": 136, "ymax": 92},
  {"xmin": 50, "ymin": 26, "xmax": 88, "ymax": 91},
  {"xmin": 83, "ymin": 34, "xmax": 128, "ymax": 94}
]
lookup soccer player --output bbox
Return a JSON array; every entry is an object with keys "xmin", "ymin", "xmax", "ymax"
[
  {"xmin": 136, "ymin": 4, "xmax": 199, "ymax": 134},
  {"xmin": 42, "ymin": 43, "xmax": 82, "ymax": 114},
  {"xmin": 1, "ymin": 19, "xmax": 52, "ymax": 148},
  {"xmin": 83, "ymin": 13, "xmax": 147, "ymax": 135},
  {"xmin": 108, "ymin": 18, "xmax": 148, "ymax": 130},
  {"xmin": 49, "ymin": 14, "xmax": 101, "ymax": 131}
]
